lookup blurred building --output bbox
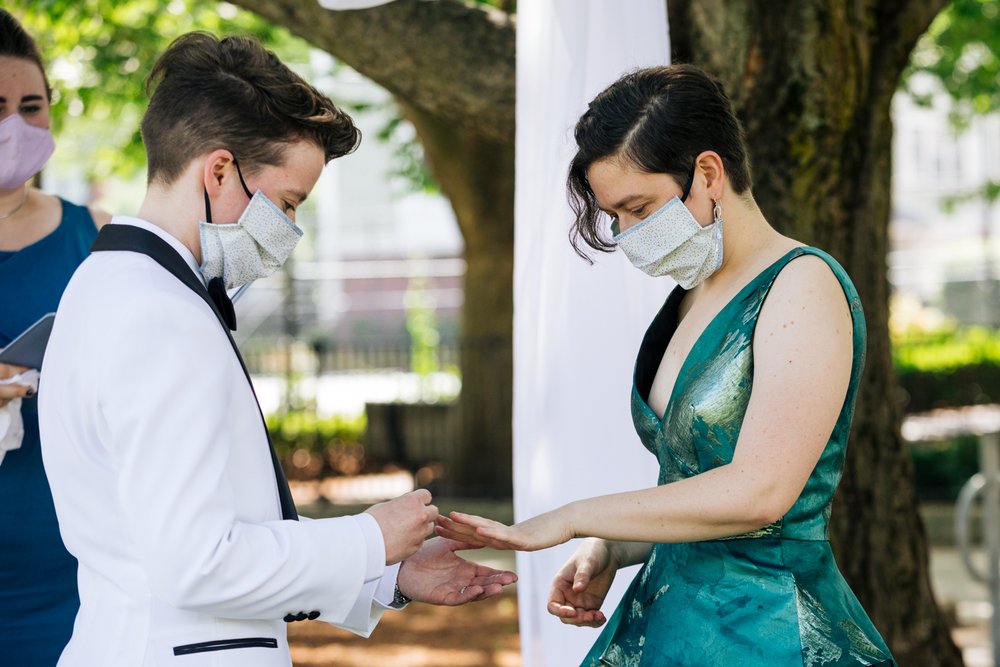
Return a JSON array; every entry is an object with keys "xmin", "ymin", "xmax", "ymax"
[{"xmin": 890, "ymin": 73, "xmax": 1000, "ymax": 326}]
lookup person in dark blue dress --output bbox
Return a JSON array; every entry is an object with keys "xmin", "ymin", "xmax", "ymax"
[{"xmin": 0, "ymin": 9, "xmax": 109, "ymax": 665}]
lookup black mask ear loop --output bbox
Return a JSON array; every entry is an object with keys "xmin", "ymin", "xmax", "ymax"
[
  {"xmin": 679, "ymin": 160, "xmax": 698, "ymax": 203},
  {"xmin": 204, "ymin": 156, "xmax": 254, "ymax": 225},
  {"xmin": 203, "ymin": 189, "xmax": 213, "ymax": 224},
  {"xmin": 232, "ymin": 158, "xmax": 254, "ymax": 200}
]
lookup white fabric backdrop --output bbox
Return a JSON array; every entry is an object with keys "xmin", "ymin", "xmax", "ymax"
[{"xmin": 513, "ymin": 2, "xmax": 672, "ymax": 665}]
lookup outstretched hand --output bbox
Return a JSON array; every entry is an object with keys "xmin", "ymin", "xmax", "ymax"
[
  {"xmin": 435, "ymin": 509, "xmax": 575, "ymax": 552},
  {"xmin": 397, "ymin": 537, "xmax": 517, "ymax": 606}
]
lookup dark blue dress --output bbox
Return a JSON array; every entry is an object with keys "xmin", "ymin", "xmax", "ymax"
[{"xmin": 0, "ymin": 198, "xmax": 96, "ymax": 666}]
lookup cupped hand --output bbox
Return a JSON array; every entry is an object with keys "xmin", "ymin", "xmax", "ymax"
[
  {"xmin": 365, "ymin": 489, "xmax": 439, "ymax": 565},
  {"xmin": 435, "ymin": 508, "xmax": 574, "ymax": 552},
  {"xmin": 546, "ymin": 538, "xmax": 618, "ymax": 628},
  {"xmin": 397, "ymin": 537, "xmax": 517, "ymax": 606},
  {"xmin": 0, "ymin": 363, "xmax": 33, "ymax": 409}
]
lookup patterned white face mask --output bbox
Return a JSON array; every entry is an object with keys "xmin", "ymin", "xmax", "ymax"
[
  {"xmin": 199, "ymin": 165, "xmax": 304, "ymax": 290},
  {"xmin": 612, "ymin": 196, "xmax": 724, "ymax": 289}
]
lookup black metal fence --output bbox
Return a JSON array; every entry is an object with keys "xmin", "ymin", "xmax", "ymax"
[
  {"xmin": 242, "ymin": 339, "xmax": 461, "ymax": 376},
  {"xmin": 242, "ymin": 339, "xmax": 511, "ymax": 497}
]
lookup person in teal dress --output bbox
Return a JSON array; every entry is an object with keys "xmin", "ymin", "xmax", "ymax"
[
  {"xmin": 439, "ymin": 64, "xmax": 895, "ymax": 666},
  {"xmin": 0, "ymin": 10, "xmax": 110, "ymax": 665}
]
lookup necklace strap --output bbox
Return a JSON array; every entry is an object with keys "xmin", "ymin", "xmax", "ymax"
[{"xmin": 0, "ymin": 185, "xmax": 29, "ymax": 221}]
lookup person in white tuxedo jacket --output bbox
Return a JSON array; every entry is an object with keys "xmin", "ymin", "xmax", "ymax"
[{"xmin": 38, "ymin": 32, "xmax": 515, "ymax": 667}]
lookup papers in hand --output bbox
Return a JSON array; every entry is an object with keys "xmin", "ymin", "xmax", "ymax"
[{"xmin": 0, "ymin": 369, "xmax": 40, "ymax": 465}]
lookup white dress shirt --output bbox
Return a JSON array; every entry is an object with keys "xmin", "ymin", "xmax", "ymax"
[{"xmin": 40, "ymin": 217, "xmax": 400, "ymax": 667}]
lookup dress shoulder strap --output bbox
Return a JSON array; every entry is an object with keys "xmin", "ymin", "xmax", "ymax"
[{"xmin": 744, "ymin": 245, "xmax": 867, "ymax": 375}]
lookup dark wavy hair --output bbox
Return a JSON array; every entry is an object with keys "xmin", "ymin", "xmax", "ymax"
[
  {"xmin": 141, "ymin": 32, "xmax": 361, "ymax": 184},
  {"xmin": 567, "ymin": 64, "xmax": 752, "ymax": 259},
  {"xmin": 0, "ymin": 9, "xmax": 52, "ymax": 99}
]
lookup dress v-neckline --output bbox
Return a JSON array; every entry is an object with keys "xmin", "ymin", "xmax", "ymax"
[{"xmin": 635, "ymin": 246, "xmax": 810, "ymax": 429}]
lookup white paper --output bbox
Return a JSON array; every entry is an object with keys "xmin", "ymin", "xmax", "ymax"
[{"xmin": 0, "ymin": 369, "xmax": 38, "ymax": 465}]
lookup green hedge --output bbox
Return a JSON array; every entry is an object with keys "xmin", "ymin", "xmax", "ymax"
[
  {"xmin": 265, "ymin": 410, "xmax": 366, "ymax": 457},
  {"xmin": 893, "ymin": 327, "xmax": 1000, "ymax": 498},
  {"xmin": 908, "ymin": 435, "xmax": 980, "ymax": 500},
  {"xmin": 894, "ymin": 326, "xmax": 1000, "ymax": 412},
  {"xmin": 265, "ymin": 411, "xmax": 369, "ymax": 480}
]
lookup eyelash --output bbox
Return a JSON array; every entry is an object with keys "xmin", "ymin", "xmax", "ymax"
[
  {"xmin": 19, "ymin": 105, "xmax": 42, "ymax": 114},
  {"xmin": 283, "ymin": 201, "xmax": 296, "ymax": 213},
  {"xmin": 631, "ymin": 206, "xmax": 647, "ymax": 218}
]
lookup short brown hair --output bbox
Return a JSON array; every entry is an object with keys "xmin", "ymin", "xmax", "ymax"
[
  {"xmin": 0, "ymin": 9, "xmax": 52, "ymax": 100},
  {"xmin": 141, "ymin": 32, "xmax": 360, "ymax": 184}
]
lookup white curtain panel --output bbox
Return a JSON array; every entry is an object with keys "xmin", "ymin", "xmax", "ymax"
[{"xmin": 513, "ymin": 1, "xmax": 671, "ymax": 665}]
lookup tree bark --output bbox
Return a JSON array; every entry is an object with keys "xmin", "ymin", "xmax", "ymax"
[
  {"xmin": 397, "ymin": 100, "xmax": 514, "ymax": 497},
  {"xmin": 228, "ymin": 0, "xmax": 514, "ymax": 143},
  {"xmin": 669, "ymin": 1, "xmax": 960, "ymax": 664}
]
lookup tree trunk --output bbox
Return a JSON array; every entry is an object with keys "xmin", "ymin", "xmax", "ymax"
[
  {"xmin": 669, "ymin": 1, "xmax": 960, "ymax": 663},
  {"xmin": 397, "ymin": 101, "xmax": 515, "ymax": 497},
  {"xmin": 228, "ymin": 0, "xmax": 517, "ymax": 496}
]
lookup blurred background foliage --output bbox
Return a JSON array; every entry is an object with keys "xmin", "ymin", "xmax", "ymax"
[
  {"xmin": 905, "ymin": 0, "xmax": 1000, "ymax": 129},
  {"xmin": 11, "ymin": 0, "xmax": 309, "ymax": 181},
  {"xmin": 894, "ymin": 325, "xmax": 1000, "ymax": 412},
  {"xmin": 904, "ymin": 0, "xmax": 1000, "ymax": 206},
  {"xmin": 11, "ymin": 0, "xmax": 513, "ymax": 188}
]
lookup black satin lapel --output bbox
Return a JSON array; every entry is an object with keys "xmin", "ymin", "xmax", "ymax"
[{"xmin": 90, "ymin": 225, "xmax": 298, "ymax": 520}]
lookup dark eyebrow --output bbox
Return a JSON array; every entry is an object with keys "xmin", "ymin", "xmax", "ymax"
[
  {"xmin": 0, "ymin": 95, "xmax": 45, "ymax": 105},
  {"xmin": 597, "ymin": 194, "xmax": 645, "ymax": 217},
  {"xmin": 610, "ymin": 194, "xmax": 644, "ymax": 212}
]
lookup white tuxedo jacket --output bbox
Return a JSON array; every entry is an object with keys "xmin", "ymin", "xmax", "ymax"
[{"xmin": 39, "ymin": 219, "xmax": 397, "ymax": 666}]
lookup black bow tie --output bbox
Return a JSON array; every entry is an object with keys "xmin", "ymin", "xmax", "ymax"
[{"xmin": 207, "ymin": 277, "xmax": 238, "ymax": 331}]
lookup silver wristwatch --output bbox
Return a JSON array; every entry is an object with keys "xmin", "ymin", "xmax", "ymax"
[{"xmin": 392, "ymin": 583, "xmax": 412, "ymax": 608}]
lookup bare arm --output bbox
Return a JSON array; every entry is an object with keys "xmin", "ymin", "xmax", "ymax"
[{"xmin": 439, "ymin": 256, "xmax": 854, "ymax": 549}]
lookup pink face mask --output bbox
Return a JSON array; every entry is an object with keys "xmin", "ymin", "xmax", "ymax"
[{"xmin": 0, "ymin": 113, "xmax": 55, "ymax": 190}]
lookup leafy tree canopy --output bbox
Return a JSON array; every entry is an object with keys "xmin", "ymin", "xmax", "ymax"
[
  {"xmin": 904, "ymin": 0, "xmax": 1000, "ymax": 128},
  {"xmin": 10, "ymin": 0, "xmax": 513, "ymax": 185},
  {"xmin": 10, "ymin": 0, "xmax": 309, "ymax": 180},
  {"xmin": 903, "ymin": 0, "xmax": 1000, "ymax": 204}
]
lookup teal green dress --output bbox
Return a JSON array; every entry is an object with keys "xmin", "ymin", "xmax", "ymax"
[{"xmin": 583, "ymin": 247, "xmax": 894, "ymax": 666}]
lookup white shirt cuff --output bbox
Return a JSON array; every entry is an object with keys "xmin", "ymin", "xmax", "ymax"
[
  {"xmin": 351, "ymin": 512, "xmax": 387, "ymax": 583},
  {"xmin": 374, "ymin": 561, "xmax": 403, "ymax": 610}
]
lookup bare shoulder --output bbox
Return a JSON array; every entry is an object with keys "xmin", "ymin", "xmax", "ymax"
[
  {"xmin": 761, "ymin": 253, "xmax": 850, "ymax": 325},
  {"xmin": 753, "ymin": 252, "xmax": 853, "ymax": 370},
  {"xmin": 88, "ymin": 206, "xmax": 113, "ymax": 229}
]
